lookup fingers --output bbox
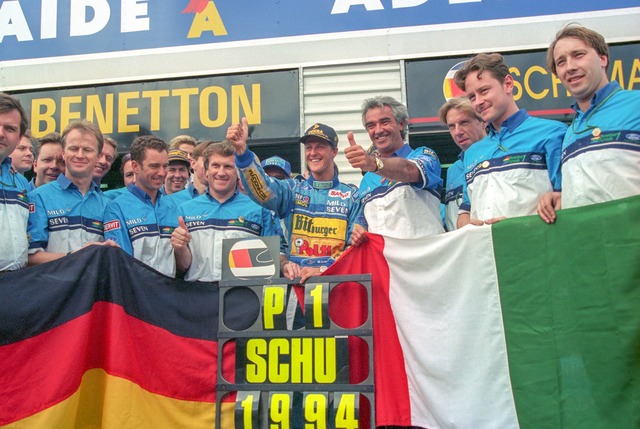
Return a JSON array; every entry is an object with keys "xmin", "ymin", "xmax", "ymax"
[
  {"xmin": 299, "ymin": 266, "xmax": 321, "ymax": 284},
  {"xmin": 226, "ymin": 119, "xmax": 248, "ymax": 155},
  {"xmin": 484, "ymin": 216, "xmax": 506, "ymax": 225},
  {"xmin": 178, "ymin": 215, "xmax": 188, "ymax": 231},
  {"xmin": 282, "ymin": 262, "xmax": 301, "ymax": 281},
  {"xmin": 241, "ymin": 117, "xmax": 249, "ymax": 135},
  {"xmin": 537, "ymin": 192, "xmax": 558, "ymax": 224},
  {"xmin": 347, "ymin": 131, "xmax": 357, "ymax": 146},
  {"xmin": 171, "ymin": 219, "xmax": 192, "ymax": 249},
  {"xmin": 349, "ymin": 225, "xmax": 368, "ymax": 247}
]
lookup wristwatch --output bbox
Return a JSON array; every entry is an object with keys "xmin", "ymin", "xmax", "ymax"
[{"xmin": 373, "ymin": 156, "xmax": 384, "ymax": 172}]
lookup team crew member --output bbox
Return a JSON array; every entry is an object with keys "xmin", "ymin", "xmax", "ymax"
[
  {"xmin": 538, "ymin": 25, "xmax": 640, "ymax": 223},
  {"xmin": 453, "ymin": 53, "xmax": 567, "ymax": 227},
  {"xmin": 227, "ymin": 120, "xmax": 362, "ymax": 282},
  {"xmin": 169, "ymin": 140, "xmax": 213, "ymax": 206},
  {"xmin": 169, "ymin": 134, "xmax": 197, "ymax": 162},
  {"xmin": 261, "ymin": 156, "xmax": 292, "ymax": 180},
  {"xmin": 162, "ymin": 149, "xmax": 191, "ymax": 196},
  {"xmin": 93, "ymin": 136, "xmax": 117, "ymax": 185},
  {"xmin": 0, "ymin": 93, "xmax": 30, "ymax": 272},
  {"xmin": 345, "ymin": 95, "xmax": 443, "ymax": 241},
  {"xmin": 9, "ymin": 131, "xmax": 34, "ymax": 174},
  {"xmin": 438, "ymin": 97, "xmax": 486, "ymax": 231},
  {"xmin": 27, "ymin": 120, "xmax": 113, "ymax": 265},
  {"xmin": 171, "ymin": 141, "xmax": 278, "ymax": 282},
  {"xmin": 104, "ymin": 135, "xmax": 179, "ymax": 277},
  {"xmin": 29, "ymin": 132, "xmax": 64, "ymax": 191},
  {"xmin": 104, "ymin": 153, "xmax": 135, "ymax": 201}
]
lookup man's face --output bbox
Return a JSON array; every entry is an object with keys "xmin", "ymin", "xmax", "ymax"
[
  {"xmin": 304, "ymin": 138, "xmax": 337, "ymax": 178},
  {"xmin": 364, "ymin": 105, "xmax": 405, "ymax": 156},
  {"xmin": 192, "ymin": 156, "xmax": 207, "ymax": 184},
  {"xmin": 62, "ymin": 129, "xmax": 100, "ymax": 179},
  {"xmin": 0, "ymin": 109, "xmax": 23, "ymax": 163},
  {"xmin": 132, "ymin": 149, "xmax": 168, "ymax": 196},
  {"xmin": 11, "ymin": 136, "xmax": 34, "ymax": 173},
  {"xmin": 34, "ymin": 143, "xmax": 64, "ymax": 187},
  {"xmin": 264, "ymin": 166, "xmax": 288, "ymax": 180},
  {"xmin": 164, "ymin": 162, "xmax": 190, "ymax": 194},
  {"xmin": 93, "ymin": 143, "xmax": 116, "ymax": 181},
  {"xmin": 122, "ymin": 160, "xmax": 135, "ymax": 187},
  {"xmin": 464, "ymin": 70, "xmax": 514, "ymax": 127},
  {"xmin": 553, "ymin": 37, "xmax": 608, "ymax": 107},
  {"xmin": 206, "ymin": 152, "xmax": 237, "ymax": 200},
  {"xmin": 445, "ymin": 108, "xmax": 486, "ymax": 152},
  {"xmin": 178, "ymin": 143, "xmax": 195, "ymax": 162}
]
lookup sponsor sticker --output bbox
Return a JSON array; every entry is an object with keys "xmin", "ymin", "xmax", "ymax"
[{"xmin": 104, "ymin": 220, "xmax": 121, "ymax": 232}]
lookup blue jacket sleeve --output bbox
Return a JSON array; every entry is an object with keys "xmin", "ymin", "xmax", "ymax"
[
  {"xmin": 103, "ymin": 201, "xmax": 134, "ymax": 256},
  {"xmin": 236, "ymin": 149, "xmax": 295, "ymax": 218},
  {"xmin": 26, "ymin": 189, "xmax": 48, "ymax": 252}
]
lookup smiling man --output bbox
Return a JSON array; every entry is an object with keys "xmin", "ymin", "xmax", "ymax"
[
  {"xmin": 171, "ymin": 140, "xmax": 279, "ymax": 282},
  {"xmin": 226, "ymin": 120, "xmax": 361, "ymax": 282},
  {"xmin": 104, "ymin": 135, "xmax": 179, "ymax": 277},
  {"xmin": 92, "ymin": 136, "xmax": 117, "ymax": 186},
  {"xmin": 29, "ymin": 132, "xmax": 65, "ymax": 190},
  {"xmin": 28, "ymin": 120, "xmax": 114, "ymax": 265},
  {"xmin": 345, "ymin": 95, "xmax": 443, "ymax": 241},
  {"xmin": 537, "ymin": 25, "xmax": 640, "ymax": 223},
  {"xmin": 453, "ymin": 53, "xmax": 567, "ymax": 227},
  {"xmin": 162, "ymin": 148, "xmax": 191, "ymax": 195},
  {"xmin": 438, "ymin": 97, "xmax": 486, "ymax": 231}
]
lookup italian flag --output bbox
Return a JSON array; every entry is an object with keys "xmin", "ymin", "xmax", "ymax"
[{"xmin": 326, "ymin": 195, "xmax": 640, "ymax": 428}]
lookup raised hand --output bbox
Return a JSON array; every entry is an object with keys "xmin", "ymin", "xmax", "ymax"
[{"xmin": 226, "ymin": 117, "xmax": 249, "ymax": 155}]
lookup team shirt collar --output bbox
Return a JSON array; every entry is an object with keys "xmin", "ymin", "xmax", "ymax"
[
  {"xmin": 57, "ymin": 174, "xmax": 101, "ymax": 192},
  {"xmin": 307, "ymin": 172, "xmax": 339, "ymax": 190},
  {"xmin": 571, "ymin": 81, "xmax": 621, "ymax": 113},
  {"xmin": 487, "ymin": 108, "xmax": 529, "ymax": 136}
]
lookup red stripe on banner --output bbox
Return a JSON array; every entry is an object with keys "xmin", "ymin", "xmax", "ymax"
[
  {"xmin": 231, "ymin": 248, "xmax": 252, "ymax": 268},
  {"xmin": 0, "ymin": 302, "xmax": 218, "ymax": 425},
  {"xmin": 325, "ymin": 234, "xmax": 412, "ymax": 426}
]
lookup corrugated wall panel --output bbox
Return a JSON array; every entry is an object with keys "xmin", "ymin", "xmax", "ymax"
[{"xmin": 301, "ymin": 62, "xmax": 403, "ymax": 187}]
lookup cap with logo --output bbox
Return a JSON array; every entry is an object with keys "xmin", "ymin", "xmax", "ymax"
[
  {"xmin": 167, "ymin": 149, "xmax": 190, "ymax": 167},
  {"xmin": 261, "ymin": 156, "xmax": 292, "ymax": 177},
  {"xmin": 299, "ymin": 123, "xmax": 339, "ymax": 147}
]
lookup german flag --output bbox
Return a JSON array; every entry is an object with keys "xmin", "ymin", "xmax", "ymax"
[{"xmin": 0, "ymin": 246, "xmax": 255, "ymax": 428}]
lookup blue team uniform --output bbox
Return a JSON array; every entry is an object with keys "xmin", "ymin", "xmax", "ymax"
[
  {"xmin": 0, "ymin": 157, "xmax": 29, "ymax": 271},
  {"xmin": 460, "ymin": 109, "xmax": 566, "ymax": 220},
  {"xmin": 103, "ymin": 187, "xmax": 128, "ymax": 201},
  {"xmin": 235, "ymin": 149, "xmax": 361, "ymax": 268},
  {"xmin": 27, "ymin": 175, "xmax": 107, "ymax": 254},
  {"xmin": 179, "ymin": 189, "xmax": 278, "ymax": 282},
  {"xmin": 104, "ymin": 184, "xmax": 179, "ymax": 277},
  {"xmin": 561, "ymin": 81, "xmax": 640, "ymax": 208},
  {"xmin": 444, "ymin": 156, "xmax": 465, "ymax": 232},
  {"xmin": 358, "ymin": 144, "xmax": 444, "ymax": 238},
  {"xmin": 168, "ymin": 183, "xmax": 201, "ymax": 206}
]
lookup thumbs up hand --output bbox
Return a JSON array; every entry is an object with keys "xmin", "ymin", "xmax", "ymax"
[
  {"xmin": 344, "ymin": 131, "xmax": 376, "ymax": 172},
  {"xmin": 226, "ymin": 117, "xmax": 249, "ymax": 155},
  {"xmin": 171, "ymin": 216, "xmax": 192, "ymax": 250}
]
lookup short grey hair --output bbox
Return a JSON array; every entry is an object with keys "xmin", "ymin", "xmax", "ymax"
[{"xmin": 361, "ymin": 96, "xmax": 409, "ymax": 139}]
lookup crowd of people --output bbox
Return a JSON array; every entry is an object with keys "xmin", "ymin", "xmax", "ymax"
[{"xmin": 1, "ymin": 25, "xmax": 638, "ymax": 282}]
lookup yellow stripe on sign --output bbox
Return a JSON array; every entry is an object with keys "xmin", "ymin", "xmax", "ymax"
[{"xmin": 4, "ymin": 369, "xmax": 235, "ymax": 429}]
